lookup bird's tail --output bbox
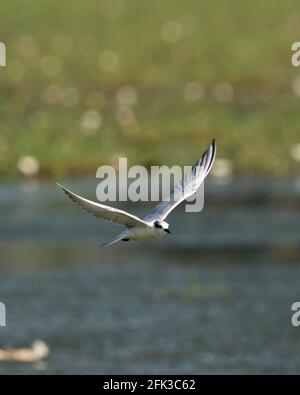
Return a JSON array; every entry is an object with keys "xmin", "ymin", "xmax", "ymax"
[{"xmin": 101, "ymin": 232, "xmax": 127, "ymax": 248}]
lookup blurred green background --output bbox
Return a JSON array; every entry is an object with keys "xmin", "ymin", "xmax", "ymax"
[{"xmin": 1, "ymin": 0, "xmax": 300, "ymax": 178}]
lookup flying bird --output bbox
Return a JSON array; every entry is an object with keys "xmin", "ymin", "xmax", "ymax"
[{"xmin": 57, "ymin": 139, "xmax": 216, "ymax": 247}]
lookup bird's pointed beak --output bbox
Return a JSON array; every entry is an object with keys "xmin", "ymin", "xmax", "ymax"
[{"xmin": 165, "ymin": 229, "xmax": 171, "ymax": 234}]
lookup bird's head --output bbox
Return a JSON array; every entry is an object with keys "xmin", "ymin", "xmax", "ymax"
[{"xmin": 154, "ymin": 220, "xmax": 171, "ymax": 234}]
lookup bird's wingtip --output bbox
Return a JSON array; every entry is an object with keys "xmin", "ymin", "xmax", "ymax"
[
  {"xmin": 56, "ymin": 182, "xmax": 66, "ymax": 190},
  {"xmin": 56, "ymin": 183, "xmax": 71, "ymax": 195},
  {"xmin": 211, "ymin": 138, "xmax": 217, "ymax": 154}
]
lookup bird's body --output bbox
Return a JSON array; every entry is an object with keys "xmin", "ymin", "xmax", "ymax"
[
  {"xmin": 125, "ymin": 222, "xmax": 168, "ymax": 241},
  {"xmin": 0, "ymin": 340, "xmax": 49, "ymax": 362},
  {"xmin": 57, "ymin": 139, "xmax": 216, "ymax": 247}
]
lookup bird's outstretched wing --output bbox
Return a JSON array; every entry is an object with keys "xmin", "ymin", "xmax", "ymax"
[
  {"xmin": 57, "ymin": 184, "xmax": 149, "ymax": 228},
  {"xmin": 144, "ymin": 139, "xmax": 216, "ymax": 222}
]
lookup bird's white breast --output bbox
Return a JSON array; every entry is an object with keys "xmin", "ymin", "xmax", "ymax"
[{"xmin": 126, "ymin": 226, "xmax": 165, "ymax": 240}]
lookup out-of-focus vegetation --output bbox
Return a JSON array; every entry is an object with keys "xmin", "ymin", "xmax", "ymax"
[{"xmin": 0, "ymin": 0, "xmax": 300, "ymax": 178}]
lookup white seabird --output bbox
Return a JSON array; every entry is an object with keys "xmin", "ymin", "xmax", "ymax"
[{"xmin": 57, "ymin": 139, "xmax": 216, "ymax": 247}]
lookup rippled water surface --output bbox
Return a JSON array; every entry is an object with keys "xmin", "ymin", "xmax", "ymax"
[{"xmin": 0, "ymin": 178, "xmax": 300, "ymax": 374}]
